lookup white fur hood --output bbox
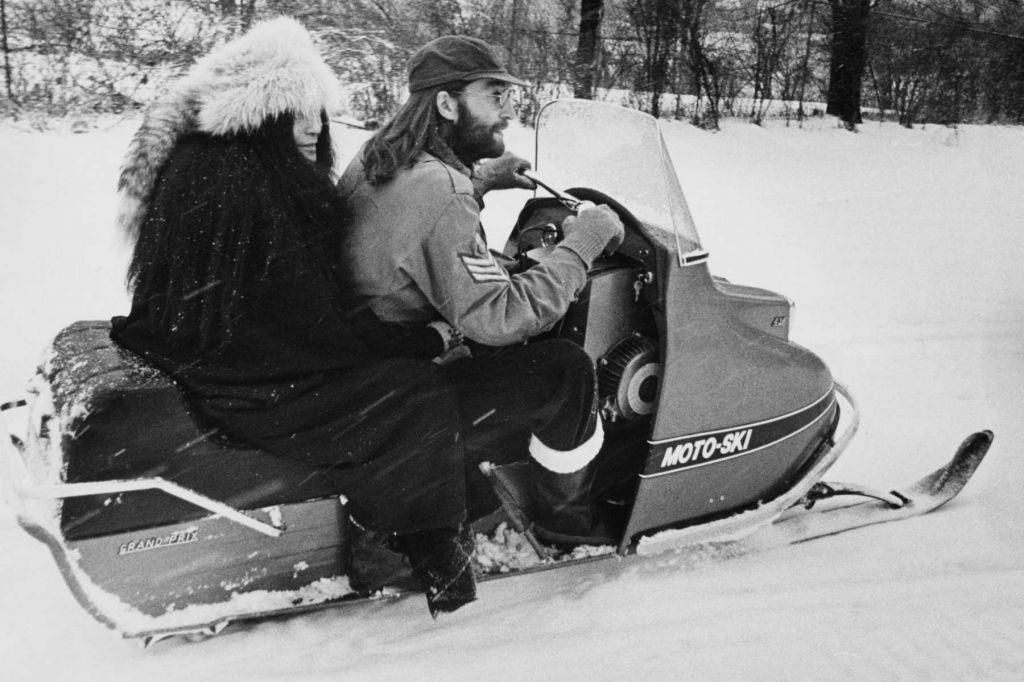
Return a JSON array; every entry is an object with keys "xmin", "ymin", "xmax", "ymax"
[{"xmin": 116, "ymin": 17, "xmax": 342, "ymax": 237}]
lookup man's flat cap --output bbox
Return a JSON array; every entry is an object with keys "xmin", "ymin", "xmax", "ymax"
[{"xmin": 408, "ymin": 35, "xmax": 527, "ymax": 93}]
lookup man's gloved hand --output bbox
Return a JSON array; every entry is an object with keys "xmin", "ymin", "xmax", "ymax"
[
  {"xmin": 560, "ymin": 204, "xmax": 625, "ymax": 266},
  {"xmin": 472, "ymin": 152, "xmax": 536, "ymax": 194}
]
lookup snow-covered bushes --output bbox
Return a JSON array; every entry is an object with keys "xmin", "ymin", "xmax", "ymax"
[{"xmin": 2, "ymin": 0, "xmax": 221, "ymax": 121}]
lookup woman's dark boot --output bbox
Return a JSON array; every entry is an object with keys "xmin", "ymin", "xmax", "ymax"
[{"xmin": 393, "ymin": 526, "xmax": 477, "ymax": 618}]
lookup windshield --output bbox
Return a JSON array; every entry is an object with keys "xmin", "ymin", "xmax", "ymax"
[{"xmin": 533, "ymin": 99, "xmax": 703, "ymax": 258}]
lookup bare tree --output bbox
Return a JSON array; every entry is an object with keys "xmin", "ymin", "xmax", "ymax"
[
  {"xmin": 826, "ymin": 0, "xmax": 874, "ymax": 128},
  {"xmin": 573, "ymin": 0, "xmax": 602, "ymax": 98},
  {"xmin": 794, "ymin": 0, "xmax": 823, "ymax": 121},
  {"xmin": 748, "ymin": 1, "xmax": 801, "ymax": 124},
  {"xmin": 863, "ymin": 1, "xmax": 1024, "ymax": 126},
  {"xmin": 1, "ymin": 0, "xmax": 12, "ymax": 100},
  {"xmin": 981, "ymin": 1, "xmax": 1024, "ymax": 122},
  {"xmin": 680, "ymin": 0, "xmax": 721, "ymax": 129},
  {"xmin": 626, "ymin": 0, "xmax": 681, "ymax": 118}
]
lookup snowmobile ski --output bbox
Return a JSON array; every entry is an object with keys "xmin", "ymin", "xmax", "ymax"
[{"xmin": 769, "ymin": 429, "xmax": 992, "ymax": 545}]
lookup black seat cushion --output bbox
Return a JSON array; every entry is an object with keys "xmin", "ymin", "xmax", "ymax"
[{"xmin": 41, "ymin": 321, "xmax": 339, "ymax": 540}]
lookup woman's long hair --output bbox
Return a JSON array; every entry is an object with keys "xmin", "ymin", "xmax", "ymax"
[
  {"xmin": 361, "ymin": 82, "xmax": 465, "ymax": 185},
  {"xmin": 126, "ymin": 111, "xmax": 348, "ymax": 352}
]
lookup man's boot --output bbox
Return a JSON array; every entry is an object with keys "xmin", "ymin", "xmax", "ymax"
[{"xmin": 530, "ymin": 459, "xmax": 618, "ymax": 548}]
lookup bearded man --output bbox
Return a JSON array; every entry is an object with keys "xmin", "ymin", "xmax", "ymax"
[{"xmin": 338, "ymin": 36, "xmax": 624, "ymax": 555}]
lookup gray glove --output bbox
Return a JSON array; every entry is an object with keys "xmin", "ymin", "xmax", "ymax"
[
  {"xmin": 471, "ymin": 152, "xmax": 536, "ymax": 194},
  {"xmin": 559, "ymin": 204, "xmax": 625, "ymax": 266}
]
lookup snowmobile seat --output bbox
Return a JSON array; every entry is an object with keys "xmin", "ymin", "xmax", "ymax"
[{"xmin": 32, "ymin": 321, "xmax": 341, "ymax": 541}]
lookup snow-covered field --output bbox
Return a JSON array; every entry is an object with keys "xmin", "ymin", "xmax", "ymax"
[{"xmin": 1, "ymin": 113, "xmax": 1022, "ymax": 681}]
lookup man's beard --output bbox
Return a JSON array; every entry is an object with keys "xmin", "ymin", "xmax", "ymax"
[{"xmin": 451, "ymin": 101, "xmax": 506, "ymax": 165}]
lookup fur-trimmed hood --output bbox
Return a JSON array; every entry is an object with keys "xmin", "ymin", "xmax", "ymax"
[{"xmin": 116, "ymin": 17, "xmax": 342, "ymax": 237}]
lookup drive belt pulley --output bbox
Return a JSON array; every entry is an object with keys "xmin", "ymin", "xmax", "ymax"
[{"xmin": 598, "ymin": 334, "xmax": 661, "ymax": 423}]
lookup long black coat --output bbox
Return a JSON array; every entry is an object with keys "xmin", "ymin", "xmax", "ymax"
[
  {"xmin": 111, "ymin": 125, "xmax": 470, "ymax": 534},
  {"xmin": 113, "ymin": 246, "xmax": 466, "ymax": 535}
]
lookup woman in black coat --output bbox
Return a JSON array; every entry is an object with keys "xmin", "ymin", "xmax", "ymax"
[{"xmin": 111, "ymin": 17, "xmax": 474, "ymax": 615}]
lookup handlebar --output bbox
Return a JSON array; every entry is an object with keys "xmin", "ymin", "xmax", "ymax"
[{"xmin": 518, "ymin": 170, "xmax": 587, "ymax": 211}]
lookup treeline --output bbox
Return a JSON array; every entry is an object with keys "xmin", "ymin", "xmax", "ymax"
[{"xmin": 2, "ymin": 0, "xmax": 1023, "ymax": 128}]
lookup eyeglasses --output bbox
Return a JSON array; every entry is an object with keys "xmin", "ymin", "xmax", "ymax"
[{"xmin": 450, "ymin": 89, "xmax": 515, "ymax": 109}]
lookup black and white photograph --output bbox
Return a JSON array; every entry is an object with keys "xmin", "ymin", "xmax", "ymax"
[{"xmin": 1, "ymin": 2, "xmax": 1021, "ymax": 680}]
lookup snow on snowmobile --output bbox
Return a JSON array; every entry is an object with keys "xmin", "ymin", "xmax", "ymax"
[{"xmin": 0, "ymin": 99, "xmax": 992, "ymax": 645}]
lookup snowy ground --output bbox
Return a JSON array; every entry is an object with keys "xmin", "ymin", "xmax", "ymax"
[{"xmin": 1, "ymin": 113, "xmax": 1022, "ymax": 681}]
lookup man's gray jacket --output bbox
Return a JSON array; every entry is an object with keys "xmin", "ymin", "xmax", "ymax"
[{"xmin": 337, "ymin": 149, "xmax": 607, "ymax": 346}]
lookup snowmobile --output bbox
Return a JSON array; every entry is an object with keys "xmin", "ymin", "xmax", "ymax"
[{"xmin": 0, "ymin": 99, "xmax": 991, "ymax": 645}]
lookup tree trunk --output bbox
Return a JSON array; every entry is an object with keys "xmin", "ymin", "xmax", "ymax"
[
  {"xmin": 826, "ymin": 0, "xmax": 872, "ymax": 127},
  {"xmin": 509, "ymin": 0, "xmax": 520, "ymax": 71},
  {"xmin": 649, "ymin": 23, "xmax": 670, "ymax": 119},
  {"xmin": 627, "ymin": 0, "xmax": 683, "ymax": 117},
  {"xmin": 240, "ymin": 0, "xmax": 258, "ymax": 31},
  {"xmin": 796, "ymin": 0, "xmax": 818, "ymax": 121},
  {"xmin": 685, "ymin": 3, "xmax": 719, "ymax": 130},
  {"xmin": 1, "ymin": 0, "xmax": 12, "ymax": 101},
  {"xmin": 574, "ymin": 0, "xmax": 603, "ymax": 99}
]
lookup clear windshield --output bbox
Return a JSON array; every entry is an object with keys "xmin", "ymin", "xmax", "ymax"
[{"xmin": 533, "ymin": 99, "xmax": 703, "ymax": 257}]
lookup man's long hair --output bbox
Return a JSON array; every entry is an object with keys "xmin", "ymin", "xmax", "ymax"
[
  {"xmin": 126, "ymin": 112, "xmax": 348, "ymax": 352},
  {"xmin": 361, "ymin": 82, "xmax": 465, "ymax": 185}
]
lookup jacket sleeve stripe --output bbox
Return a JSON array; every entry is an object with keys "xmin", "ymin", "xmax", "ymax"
[
  {"xmin": 460, "ymin": 253, "xmax": 510, "ymax": 284},
  {"xmin": 461, "ymin": 254, "xmax": 499, "ymax": 267}
]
